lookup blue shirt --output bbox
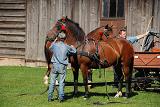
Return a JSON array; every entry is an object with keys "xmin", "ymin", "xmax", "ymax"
[
  {"xmin": 126, "ymin": 36, "xmax": 138, "ymax": 44},
  {"xmin": 49, "ymin": 41, "xmax": 76, "ymax": 65}
]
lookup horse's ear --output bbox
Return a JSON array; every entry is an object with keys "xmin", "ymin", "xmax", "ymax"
[
  {"xmin": 124, "ymin": 26, "xmax": 127, "ymax": 30},
  {"xmin": 105, "ymin": 24, "xmax": 109, "ymax": 29},
  {"xmin": 61, "ymin": 16, "xmax": 66, "ymax": 22}
]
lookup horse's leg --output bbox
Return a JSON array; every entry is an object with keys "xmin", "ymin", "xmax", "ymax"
[
  {"xmin": 123, "ymin": 64, "xmax": 133, "ymax": 98},
  {"xmin": 44, "ymin": 43, "xmax": 52, "ymax": 85},
  {"xmin": 72, "ymin": 66, "xmax": 79, "ymax": 96},
  {"xmin": 80, "ymin": 64, "xmax": 89, "ymax": 99},
  {"xmin": 113, "ymin": 64, "xmax": 123, "ymax": 98},
  {"xmin": 88, "ymin": 69, "xmax": 92, "ymax": 88},
  {"xmin": 44, "ymin": 63, "xmax": 52, "ymax": 85}
]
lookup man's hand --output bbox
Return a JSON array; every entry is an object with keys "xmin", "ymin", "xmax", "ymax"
[
  {"xmin": 145, "ymin": 31, "xmax": 150, "ymax": 35},
  {"xmin": 70, "ymin": 45, "xmax": 74, "ymax": 48}
]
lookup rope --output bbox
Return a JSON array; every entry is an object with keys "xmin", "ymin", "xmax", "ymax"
[
  {"xmin": 104, "ymin": 68, "xmax": 110, "ymax": 100},
  {"xmin": 96, "ymin": 40, "xmax": 110, "ymax": 99}
]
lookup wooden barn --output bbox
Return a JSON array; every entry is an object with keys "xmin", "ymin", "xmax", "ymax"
[{"xmin": 0, "ymin": 0, "xmax": 160, "ymax": 66}]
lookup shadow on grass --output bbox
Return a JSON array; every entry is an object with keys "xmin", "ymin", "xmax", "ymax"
[{"xmin": 64, "ymin": 91, "xmax": 138, "ymax": 101}]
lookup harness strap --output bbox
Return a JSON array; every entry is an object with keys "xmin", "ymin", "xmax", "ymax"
[
  {"xmin": 77, "ymin": 51, "xmax": 91, "ymax": 58},
  {"xmin": 77, "ymin": 51, "xmax": 100, "ymax": 63},
  {"xmin": 96, "ymin": 41, "xmax": 110, "ymax": 66},
  {"xmin": 103, "ymin": 40, "xmax": 120, "ymax": 66}
]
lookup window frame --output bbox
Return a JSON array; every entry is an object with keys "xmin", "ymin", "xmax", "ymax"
[{"xmin": 100, "ymin": 0, "xmax": 125, "ymax": 20}]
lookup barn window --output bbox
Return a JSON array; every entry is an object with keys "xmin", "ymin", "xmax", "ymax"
[{"xmin": 102, "ymin": 0, "xmax": 124, "ymax": 18}]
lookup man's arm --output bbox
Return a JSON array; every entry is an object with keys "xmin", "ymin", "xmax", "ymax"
[{"xmin": 136, "ymin": 31, "xmax": 149, "ymax": 39}]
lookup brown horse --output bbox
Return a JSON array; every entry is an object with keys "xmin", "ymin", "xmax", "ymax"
[
  {"xmin": 44, "ymin": 17, "xmax": 134, "ymax": 98},
  {"xmin": 83, "ymin": 25, "xmax": 134, "ymax": 98},
  {"xmin": 44, "ymin": 17, "xmax": 85, "ymax": 85},
  {"xmin": 76, "ymin": 38, "xmax": 134, "ymax": 98}
]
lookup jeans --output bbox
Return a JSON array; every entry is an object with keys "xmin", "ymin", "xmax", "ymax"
[{"xmin": 48, "ymin": 63, "xmax": 66, "ymax": 100}]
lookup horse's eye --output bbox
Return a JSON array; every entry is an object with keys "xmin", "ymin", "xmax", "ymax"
[{"xmin": 56, "ymin": 25, "xmax": 61, "ymax": 30}]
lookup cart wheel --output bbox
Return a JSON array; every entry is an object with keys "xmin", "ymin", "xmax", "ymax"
[
  {"xmin": 132, "ymin": 69, "xmax": 153, "ymax": 91},
  {"xmin": 134, "ymin": 78, "xmax": 152, "ymax": 91}
]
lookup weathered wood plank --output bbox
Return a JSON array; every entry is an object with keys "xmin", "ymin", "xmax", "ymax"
[
  {"xmin": 0, "ymin": 42, "xmax": 25, "ymax": 48},
  {"xmin": 0, "ymin": 3, "xmax": 25, "ymax": 9},
  {"xmin": 49, "ymin": 0, "xmax": 56, "ymax": 29},
  {"xmin": 153, "ymin": 0, "xmax": 160, "ymax": 48},
  {"xmin": 89, "ymin": 0, "xmax": 99, "ymax": 32},
  {"xmin": 65, "ymin": 0, "xmax": 72, "ymax": 19},
  {"xmin": 0, "ymin": 35, "xmax": 25, "ymax": 42},
  {"xmin": 0, "ymin": 16, "xmax": 25, "ymax": 22},
  {"xmin": 0, "ymin": 48, "xmax": 25, "ymax": 56},
  {"xmin": 0, "ymin": 22, "xmax": 25, "ymax": 28},
  {"xmin": 0, "ymin": 10, "xmax": 25, "ymax": 16},
  {"xmin": 0, "ymin": 29, "xmax": 25, "ymax": 35},
  {"xmin": 0, "ymin": 54, "xmax": 24, "ymax": 59},
  {"xmin": 26, "ymin": 0, "xmax": 39, "ymax": 60},
  {"xmin": 0, "ymin": 0, "xmax": 25, "ymax": 3},
  {"xmin": 37, "ymin": 0, "xmax": 48, "ymax": 60},
  {"xmin": 72, "ymin": 0, "xmax": 80, "ymax": 25}
]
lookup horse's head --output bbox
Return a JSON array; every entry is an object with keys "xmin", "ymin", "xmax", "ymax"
[
  {"xmin": 103, "ymin": 24, "xmax": 113, "ymax": 37},
  {"xmin": 87, "ymin": 24, "xmax": 113, "ymax": 42},
  {"xmin": 46, "ymin": 17, "xmax": 66, "ymax": 41},
  {"xmin": 46, "ymin": 16, "xmax": 85, "ymax": 45}
]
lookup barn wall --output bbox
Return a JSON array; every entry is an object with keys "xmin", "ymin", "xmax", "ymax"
[
  {"xmin": 0, "ymin": 0, "xmax": 99, "ymax": 66},
  {"xmin": 125, "ymin": 0, "xmax": 160, "ymax": 51},
  {"xmin": 152, "ymin": 0, "xmax": 160, "ymax": 48},
  {"xmin": 0, "ymin": 0, "xmax": 26, "ymax": 59},
  {"xmin": 25, "ymin": 0, "xmax": 99, "ymax": 66}
]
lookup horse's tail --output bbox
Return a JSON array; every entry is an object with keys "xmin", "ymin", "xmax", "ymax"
[
  {"xmin": 44, "ymin": 40, "xmax": 52, "ymax": 78},
  {"xmin": 44, "ymin": 40, "xmax": 52, "ymax": 65},
  {"xmin": 129, "ymin": 55, "xmax": 134, "ymax": 79}
]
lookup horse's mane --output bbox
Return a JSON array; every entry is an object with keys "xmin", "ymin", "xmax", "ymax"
[
  {"xmin": 60, "ymin": 17, "xmax": 85, "ymax": 42},
  {"xmin": 87, "ymin": 26, "xmax": 104, "ymax": 36},
  {"xmin": 87, "ymin": 25, "xmax": 113, "ymax": 37}
]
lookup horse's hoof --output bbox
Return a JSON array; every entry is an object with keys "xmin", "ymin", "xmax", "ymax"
[
  {"xmin": 88, "ymin": 80, "xmax": 92, "ymax": 89},
  {"xmin": 83, "ymin": 96, "xmax": 88, "ymax": 100},
  {"xmin": 83, "ymin": 94, "xmax": 89, "ymax": 100},
  {"xmin": 44, "ymin": 75, "xmax": 48, "ymax": 80},
  {"xmin": 114, "ymin": 91, "xmax": 122, "ymax": 98},
  {"xmin": 72, "ymin": 91, "xmax": 78, "ymax": 97},
  {"xmin": 83, "ymin": 97, "xmax": 87, "ymax": 100},
  {"xmin": 43, "ymin": 76, "xmax": 48, "ymax": 85},
  {"xmin": 55, "ymin": 80, "xmax": 59, "ymax": 85},
  {"xmin": 44, "ymin": 81, "xmax": 48, "ymax": 86}
]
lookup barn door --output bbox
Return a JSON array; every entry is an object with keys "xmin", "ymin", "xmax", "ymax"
[{"xmin": 100, "ymin": 0, "xmax": 125, "ymax": 36}]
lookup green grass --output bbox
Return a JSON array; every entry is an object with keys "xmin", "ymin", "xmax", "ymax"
[{"xmin": 0, "ymin": 66, "xmax": 160, "ymax": 107}]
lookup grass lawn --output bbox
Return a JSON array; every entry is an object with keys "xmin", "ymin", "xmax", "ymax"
[{"xmin": 0, "ymin": 66, "xmax": 160, "ymax": 107}]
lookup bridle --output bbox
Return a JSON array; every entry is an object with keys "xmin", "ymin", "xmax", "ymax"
[{"xmin": 46, "ymin": 20, "xmax": 66, "ymax": 41}]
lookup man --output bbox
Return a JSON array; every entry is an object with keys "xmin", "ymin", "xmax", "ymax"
[
  {"xmin": 119, "ymin": 28, "xmax": 149, "ymax": 44},
  {"xmin": 48, "ymin": 29, "xmax": 77, "ymax": 102},
  {"xmin": 113, "ymin": 28, "xmax": 149, "ymax": 85}
]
